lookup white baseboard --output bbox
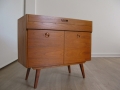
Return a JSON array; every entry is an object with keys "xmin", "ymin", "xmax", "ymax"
[
  {"xmin": 92, "ymin": 53, "xmax": 120, "ymax": 57},
  {"xmin": 0, "ymin": 59, "xmax": 17, "ymax": 69}
]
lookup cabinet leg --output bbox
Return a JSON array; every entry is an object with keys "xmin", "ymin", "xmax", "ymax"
[
  {"xmin": 34, "ymin": 69, "xmax": 40, "ymax": 89},
  {"xmin": 79, "ymin": 64, "xmax": 85, "ymax": 78},
  {"xmin": 25, "ymin": 68, "xmax": 31, "ymax": 80},
  {"xmin": 68, "ymin": 65, "xmax": 71, "ymax": 73}
]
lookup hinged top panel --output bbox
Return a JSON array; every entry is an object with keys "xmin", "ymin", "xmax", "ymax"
[{"xmin": 21, "ymin": 14, "xmax": 92, "ymax": 32}]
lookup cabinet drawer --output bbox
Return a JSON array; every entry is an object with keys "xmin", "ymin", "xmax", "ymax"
[
  {"xmin": 27, "ymin": 30, "xmax": 64, "ymax": 67},
  {"xmin": 27, "ymin": 15, "xmax": 92, "ymax": 32},
  {"xmin": 28, "ymin": 14, "xmax": 92, "ymax": 26},
  {"xmin": 64, "ymin": 32, "xmax": 91, "ymax": 64}
]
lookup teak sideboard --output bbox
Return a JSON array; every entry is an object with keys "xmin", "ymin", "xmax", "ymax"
[{"xmin": 18, "ymin": 14, "xmax": 92, "ymax": 89}]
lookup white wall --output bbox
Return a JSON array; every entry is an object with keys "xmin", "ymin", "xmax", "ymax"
[
  {"xmin": 25, "ymin": 0, "xmax": 36, "ymax": 14},
  {"xmin": 0, "ymin": 0, "xmax": 24, "ymax": 68},
  {"xmin": 26, "ymin": 0, "xmax": 120, "ymax": 57}
]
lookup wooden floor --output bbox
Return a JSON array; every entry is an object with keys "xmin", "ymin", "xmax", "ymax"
[{"xmin": 0, "ymin": 57, "xmax": 120, "ymax": 90}]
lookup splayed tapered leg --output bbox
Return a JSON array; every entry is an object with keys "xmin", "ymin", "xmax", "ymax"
[
  {"xmin": 68, "ymin": 65, "xmax": 71, "ymax": 73},
  {"xmin": 25, "ymin": 68, "xmax": 31, "ymax": 80},
  {"xmin": 79, "ymin": 64, "xmax": 85, "ymax": 78},
  {"xmin": 34, "ymin": 69, "xmax": 40, "ymax": 89}
]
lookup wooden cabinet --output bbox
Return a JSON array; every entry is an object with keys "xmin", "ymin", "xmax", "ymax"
[{"xmin": 18, "ymin": 14, "xmax": 92, "ymax": 88}]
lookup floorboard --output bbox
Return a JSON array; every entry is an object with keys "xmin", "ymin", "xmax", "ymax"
[{"xmin": 0, "ymin": 57, "xmax": 120, "ymax": 90}]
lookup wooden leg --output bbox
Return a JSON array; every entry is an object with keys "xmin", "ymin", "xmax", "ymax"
[
  {"xmin": 79, "ymin": 64, "xmax": 85, "ymax": 78},
  {"xmin": 25, "ymin": 68, "xmax": 31, "ymax": 80},
  {"xmin": 68, "ymin": 65, "xmax": 71, "ymax": 73},
  {"xmin": 34, "ymin": 69, "xmax": 40, "ymax": 89}
]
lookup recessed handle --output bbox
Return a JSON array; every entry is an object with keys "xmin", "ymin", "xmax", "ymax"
[
  {"xmin": 77, "ymin": 34, "xmax": 80, "ymax": 38},
  {"xmin": 61, "ymin": 19, "xmax": 68, "ymax": 22},
  {"xmin": 45, "ymin": 32, "xmax": 50, "ymax": 38}
]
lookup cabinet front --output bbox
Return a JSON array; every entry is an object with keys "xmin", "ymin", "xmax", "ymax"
[
  {"xmin": 64, "ymin": 32, "xmax": 91, "ymax": 64},
  {"xmin": 27, "ymin": 30, "xmax": 64, "ymax": 67}
]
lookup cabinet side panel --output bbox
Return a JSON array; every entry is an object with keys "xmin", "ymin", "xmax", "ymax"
[{"xmin": 18, "ymin": 15, "xmax": 28, "ymax": 67}]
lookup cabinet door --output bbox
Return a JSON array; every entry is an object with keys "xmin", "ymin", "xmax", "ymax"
[
  {"xmin": 64, "ymin": 31, "xmax": 91, "ymax": 64},
  {"xmin": 28, "ymin": 30, "xmax": 64, "ymax": 67}
]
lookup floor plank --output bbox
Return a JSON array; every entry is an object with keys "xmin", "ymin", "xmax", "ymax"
[{"xmin": 0, "ymin": 57, "xmax": 120, "ymax": 90}]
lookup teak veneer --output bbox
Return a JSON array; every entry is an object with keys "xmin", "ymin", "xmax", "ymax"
[{"xmin": 18, "ymin": 14, "xmax": 92, "ymax": 89}]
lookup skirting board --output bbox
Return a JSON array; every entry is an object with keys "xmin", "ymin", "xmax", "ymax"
[
  {"xmin": 0, "ymin": 59, "xmax": 17, "ymax": 69},
  {"xmin": 92, "ymin": 53, "xmax": 120, "ymax": 57}
]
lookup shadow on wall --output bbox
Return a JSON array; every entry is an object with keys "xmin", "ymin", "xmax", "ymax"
[
  {"xmin": 0, "ymin": 34, "xmax": 18, "ymax": 68},
  {"xmin": 0, "ymin": 0, "xmax": 24, "ymax": 68}
]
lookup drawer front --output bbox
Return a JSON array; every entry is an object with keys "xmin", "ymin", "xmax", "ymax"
[
  {"xmin": 28, "ymin": 15, "xmax": 92, "ymax": 26},
  {"xmin": 64, "ymin": 32, "xmax": 91, "ymax": 64},
  {"xmin": 27, "ymin": 15, "xmax": 92, "ymax": 32},
  {"xmin": 28, "ymin": 30, "xmax": 64, "ymax": 67}
]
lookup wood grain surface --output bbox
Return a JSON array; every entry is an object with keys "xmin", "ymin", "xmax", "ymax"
[
  {"xmin": 64, "ymin": 32, "xmax": 91, "ymax": 64},
  {"xmin": 18, "ymin": 15, "xmax": 28, "ymax": 67},
  {"xmin": 27, "ymin": 14, "xmax": 92, "ymax": 32},
  {"xmin": 28, "ymin": 14, "xmax": 92, "ymax": 26},
  {"xmin": 27, "ymin": 22, "xmax": 92, "ymax": 32},
  {"xmin": 27, "ymin": 30, "xmax": 64, "ymax": 67}
]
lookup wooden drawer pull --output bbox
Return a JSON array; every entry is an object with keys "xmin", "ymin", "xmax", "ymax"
[
  {"xmin": 61, "ymin": 19, "xmax": 68, "ymax": 22},
  {"xmin": 77, "ymin": 34, "xmax": 80, "ymax": 38},
  {"xmin": 45, "ymin": 32, "xmax": 50, "ymax": 38}
]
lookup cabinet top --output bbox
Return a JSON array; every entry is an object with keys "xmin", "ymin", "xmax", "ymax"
[{"xmin": 18, "ymin": 14, "xmax": 92, "ymax": 32}]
